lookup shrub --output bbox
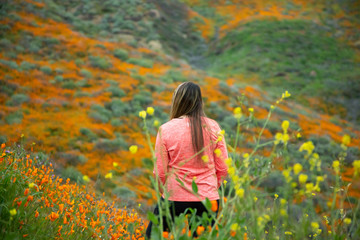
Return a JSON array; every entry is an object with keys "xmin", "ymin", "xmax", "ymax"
[
  {"xmin": 40, "ymin": 66, "xmax": 52, "ymax": 75},
  {"xmin": 105, "ymin": 87, "xmax": 126, "ymax": 98},
  {"xmin": 19, "ymin": 61, "xmax": 36, "ymax": 71},
  {"xmin": 75, "ymin": 58, "xmax": 84, "ymax": 66},
  {"xmin": 89, "ymin": 55, "xmax": 112, "ymax": 69},
  {"xmin": 5, "ymin": 94, "xmax": 29, "ymax": 107},
  {"xmin": 113, "ymin": 48, "xmax": 129, "ymax": 60},
  {"xmin": 5, "ymin": 111, "xmax": 23, "ymax": 124},
  {"xmin": 110, "ymin": 119, "xmax": 122, "ymax": 127},
  {"xmin": 112, "ymin": 186, "xmax": 136, "ymax": 200},
  {"xmin": 127, "ymin": 58, "xmax": 153, "ymax": 68},
  {"xmin": 60, "ymin": 166, "xmax": 84, "ymax": 184},
  {"xmin": 79, "ymin": 127, "xmax": 98, "ymax": 141},
  {"xmin": 88, "ymin": 104, "xmax": 112, "ymax": 123},
  {"xmin": 54, "ymin": 75, "xmax": 63, "ymax": 83},
  {"xmin": 132, "ymin": 91, "xmax": 153, "ymax": 107},
  {"xmin": 61, "ymin": 80, "xmax": 77, "ymax": 89},
  {"xmin": 0, "ymin": 59, "xmax": 18, "ymax": 69},
  {"xmin": 93, "ymin": 137, "xmax": 128, "ymax": 153},
  {"xmin": 74, "ymin": 91, "xmax": 92, "ymax": 98},
  {"xmin": 105, "ymin": 99, "xmax": 131, "ymax": 117},
  {"xmin": 79, "ymin": 68, "xmax": 92, "ymax": 78}
]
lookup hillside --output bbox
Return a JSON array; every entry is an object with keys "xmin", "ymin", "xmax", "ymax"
[{"xmin": 0, "ymin": 0, "xmax": 359, "ymax": 221}]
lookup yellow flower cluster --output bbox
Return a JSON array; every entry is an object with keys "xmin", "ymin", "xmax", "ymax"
[
  {"xmin": 299, "ymin": 141, "xmax": 315, "ymax": 156},
  {"xmin": 233, "ymin": 107, "xmax": 242, "ymax": 119},
  {"xmin": 225, "ymin": 158, "xmax": 245, "ymax": 198},
  {"xmin": 243, "ymin": 153, "xmax": 250, "ymax": 168},
  {"xmin": 274, "ymin": 120, "xmax": 290, "ymax": 145},
  {"xmin": 353, "ymin": 160, "xmax": 360, "ymax": 177},
  {"xmin": 309, "ymin": 153, "xmax": 321, "ymax": 171},
  {"xmin": 332, "ymin": 160, "xmax": 340, "ymax": 175}
]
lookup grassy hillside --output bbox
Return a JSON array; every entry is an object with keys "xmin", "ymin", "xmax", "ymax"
[{"xmin": 0, "ymin": 0, "xmax": 360, "ymax": 238}]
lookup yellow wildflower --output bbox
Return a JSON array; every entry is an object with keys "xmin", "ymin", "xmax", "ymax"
[
  {"xmin": 270, "ymin": 105, "xmax": 275, "ymax": 110},
  {"xmin": 254, "ymin": 196, "xmax": 258, "ymax": 202},
  {"xmin": 299, "ymin": 141, "xmax": 315, "ymax": 156},
  {"xmin": 153, "ymin": 120, "xmax": 160, "ymax": 127},
  {"xmin": 230, "ymin": 223, "xmax": 238, "ymax": 231},
  {"xmin": 214, "ymin": 149, "xmax": 221, "ymax": 157},
  {"xmin": 113, "ymin": 162, "xmax": 118, "ymax": 167},
  {"xmin": 274, "ymin": 194, "xmax": 278, "ymax": 200},
  {"xmin": 201, "ymin": 155, "xmax": 209, "ymax": 163},
  {"xmin": 311, "ymin": 222, "xmax": 319, "ymax": 231},
  {"xmin": 299, "ymin": 174, "xmax": 308, "ymax": 184},
  {"xmin": 296, "ymin": 133, "xmax": 302, "ymax": 138},
  {"xmin": 285, "ymin": 231, "xmax": 292, "ymax": 235},
  {"xmin": 83, "ymin": 175, "xmax": 90, "ymax": 182},
  {"xmin": 342, "ymin": 135, "xmax": 351, "ymax": 146},
  {"xmin": 105, "ymin": 173, "xmax": 113, "ymax": 179},
  {"xmin": 282, "ymin": 90, "xmax": 291, "ymax": 98},
  {"xmin": 233, "ymin": 107, "xmax": 242, "ymax": 119},
  {"xmin": 293, "ymin": 163, "xmax": 303, "ymax": 175},
  {"xmin": 248, "ymin": 108, "xmax": 254, "ymax": 113},
  {"xmin": 223, "ymin": 180, "xmax": 227, "ymax": 185},
  {"xmin": 236, "ymin": 188, "xmax": 244, "ymax": 198},
  {"xmin": 146, "ymin": 107, "xmax": 155, "ymax": 115},
  {"xmin": 220, "ymin": 129, "xmax": 225, "ymax": 135},
  {"xmin": 352, "ymin": 160, "xmax": 360, "ymax": 176},
  {"xmin": 139, "ymin": 110, "xmax": 147, "ymax": 119},
  {"xmin": 282, "ymin": 169, "xmax": 292, "ymax": 182},
  {"xmin": 10, "ymin": 209, "xmax": 17, "ymax": 216},
  {"xmin": 281, "ymin": 120, "xmax": 289, "ymax": 133},
  {"xmin": 129, "ymin": 145, "xmax": 138, "ymax": 154},
  {"xmin": 29, "ymin": 183, "xmax": 35, "ymax": 188},
  {"xmin": 344, "ymin": 218, "xmax": 351, "ymax": 225},
  {"xmin": 332, "ymin": 160, "xmax": 340, "ymax": 174}
]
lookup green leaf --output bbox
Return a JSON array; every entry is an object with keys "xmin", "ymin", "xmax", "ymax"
[
  {"xmin": 192, "ymin": 179, "xmax": 198, "ymax": 194},
  {"xmin": 147, "ymin": 211, "xmax": 158, "ymax": 225}
]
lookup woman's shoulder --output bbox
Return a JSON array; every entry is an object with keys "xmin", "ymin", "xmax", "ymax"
[{"xmin": 202, "ymin": 117, "xmax": 221, "ymax": 130}]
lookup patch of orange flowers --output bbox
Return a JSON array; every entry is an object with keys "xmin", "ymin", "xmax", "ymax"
[{"xmin": 1, "ymin": 143, "xmax": 146, "ymax": 239}]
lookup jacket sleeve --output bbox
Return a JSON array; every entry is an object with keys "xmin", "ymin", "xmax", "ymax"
[
  {"xmin": 153, "ymin": 127, "xmax": 169, "ymax": 185},
  {"xmin": 213, "ymin": 124, "xmax": 229, "ymax": 188}
]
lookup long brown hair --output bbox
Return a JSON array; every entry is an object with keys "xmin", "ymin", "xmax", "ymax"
[{"xmin": 170, "ymin": 82, "xmax": 206, "ymax": 156}]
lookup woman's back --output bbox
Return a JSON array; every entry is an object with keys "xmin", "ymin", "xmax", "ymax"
[{"xmin": 154, "ymin": 116, "xmax": 228, "ymax": 201}]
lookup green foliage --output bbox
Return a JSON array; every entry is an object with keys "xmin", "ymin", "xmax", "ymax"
[
  {"xmin": 79, "ymin": 68, "xmax": 92, "ymax": 78},
  {"xmin": 54, "ymin": 75, "xmax": 64, "ymax": 83},
  {"xmin": 5, "ymin": 94, "xmax": 29, "ymax": 107},
  {"xmin": 61, "ymin": 80, "xmax": 77, "ymax": 89},
  {"xmin": 89, "ymin": 55, "xmax": 112, "ymax": 69},
  {"xmin": 112, "ymin": 186, "xmax": 137, "ymax": 200},
  {"xmin": 40, "ymin": 66, "xmax": 52, "ymax": 75},
  {"xmin": 105, "ymin": 99, "xmax": 131, "ymax": 117},
  {"xmin": 5, "ymin": 111, "xmax": 23, "ymax": 124},
  {"xmin": 88, "ymin": 104, "xmax": 112, "ymax": 123},
  {"xmin": 19, "ymin": 61, "xmax": 37, "ymax": 71},
  {"xmin": 61, "ymin": 166, "xmax": 84, "ymax": 184},
  {"xmin": 0, "ymin": 59, "xmax": 18, "ymax": 70},
  {"xmin": 132, "ymin": 91, "xmax": 153, "ymax": 108},
  {"xmin": 127, "ymin": 58, "xmax": 153, "ymax": 68},
  {"xmin": 93, "ymin": 137, "xmax": 128, "ymax": 153},
  {"xmin": 79, "ymin": 127, "xmax": 98, "ymax": 141},
  {"xmin": 113, "ymin": 48, "xmax": 129, "ymax": 60}
]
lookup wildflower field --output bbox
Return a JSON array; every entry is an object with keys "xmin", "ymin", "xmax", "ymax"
[{"xmin": 1, "ymin": 0, "xmax": 360, "ymax": 239}]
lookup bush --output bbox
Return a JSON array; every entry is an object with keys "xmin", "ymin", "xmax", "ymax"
[
  {"xmin": 19, "ymin": 61, "xmax": 36, "ymax": 71},
  {"xmin": 5, "ymin": 111, "xmax": 23, "ymax": 124},
  {"xmin": 79, "ymin": 69, "xmax": 92, "ymax": 78},
  {"xmin": 5, "ymin": 94, "xmax": 29, "ymax": 107},
  {"xmin": 0, "ymin": 59, "xmax": 18, "ymax": 69},
  {"xmin": 110, "ymin": 119, "xmax": 122, "ymax": 127},
  {"xmin": 89, "ymin": 55, "xmax": 112, "ymax": 69},
  {"xmin": 61, "ymin": 166, "xmax": 84, "ymax": 184},
  {"xmin": 79, "ymin": 128, "xmax": 98, "ymax": 141},
  {"xmin": 40, "ymin": 66, "xmax": 52, "ymax": 75},
  {"xmin": 113, "ymin": 48, "xmax": 129, "ymax": 60},
  {"xmin": 104, "ymin": 99, "xmax": 131, "ymax": 117},
  {"xmin": 93, "ymin": 137, "xmax": 128, "ymax": 153},
  {"xmin": 74, "ymin": 91, "xmax": 92, "ymax": 98},
  {"xmin": 105, "ymin": 87, "xmax": 126, "ymax": 98},
  {"xmin": 54, "ymin": 75, "xmax": 63, "ymax": 83},
  {"xmin": 112, "ymin": 186, "xmax": 136, "ymax": 200},
  {"xmin": 132, "ymin": 91, "xmax": 153, "ymax": 107},
  {"xmin": 88, "ymin": 104, "xmax": 112, "ymax": 123},
  {"xmin": 61, "ymin": 80, "xmax": 77, "ymax": 89},
  {"xmin": 127, "ymin": 58, "xmax": 153, "ymax": 68}
]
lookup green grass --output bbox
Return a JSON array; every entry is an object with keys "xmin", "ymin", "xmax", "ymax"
[{"xmin": 205, "ymin": 19, "xmax": 360, "ymax": 120}]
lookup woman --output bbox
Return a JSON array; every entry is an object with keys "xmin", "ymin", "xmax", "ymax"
[{"xmin": 146, "ymin": 82, "xmax": 228, "ymax": 239}]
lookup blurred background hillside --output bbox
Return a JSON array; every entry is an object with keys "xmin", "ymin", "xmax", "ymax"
[{"xmin": 0, "ymin": 0, "xmax": 359, "ymax": 209}]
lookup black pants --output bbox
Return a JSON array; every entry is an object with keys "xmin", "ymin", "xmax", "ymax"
[{"xmin": 146, "ymin": 198, "xmax": 219, "ymax": 239}]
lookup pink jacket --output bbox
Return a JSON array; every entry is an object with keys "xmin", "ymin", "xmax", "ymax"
[{"xmin": 153, "ymin": 117, "xmax": 228, "ymax": 201}]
